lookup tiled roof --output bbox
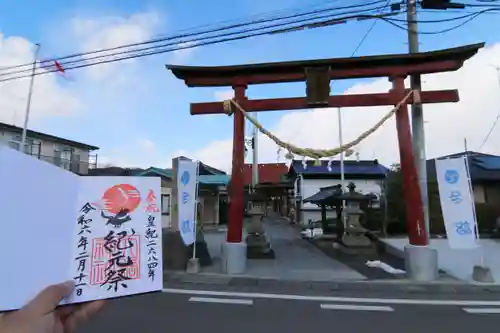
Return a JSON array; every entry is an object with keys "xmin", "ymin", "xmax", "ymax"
[
  {"xmin": 86, "ymin": 167, "xmax": 144, "ymax": 176},
  {"xmin": 289, "ymin": 159, "xmax": 389, "ymax": 177},
  {"xmin": 243, "ymin": 163, "xmax": 289, "ymax": 185},
  {"xmin": 0, "ymin": 121, "xmax": 99, "ymax": 151},
  {"xmin": 427, "ymin": 151, "xmax": 500, "ymax": 181},
  {"xmin": 138, "ymin": 167, "xmax": 229, "ymax": 185},
  {"xmin": 199, "ymin": 174, "xmax": 230, "ymax": 185}
]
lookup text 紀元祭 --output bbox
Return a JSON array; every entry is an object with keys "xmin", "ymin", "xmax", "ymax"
[{"xmin": 100, "ymin": 225, "xmax": 138, "ymax": 292}]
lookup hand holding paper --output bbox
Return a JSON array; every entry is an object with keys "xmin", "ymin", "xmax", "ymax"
[
  {"xmin": 0, "ymin": 281, "xmax": 105, "ymax": 333},
  {"xmin": 0, "ymin": 146, "xmax": 163, "ymax": 312}
]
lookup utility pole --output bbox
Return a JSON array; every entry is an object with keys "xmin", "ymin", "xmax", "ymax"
[
  {"xmin": 404, "ymin": 0, "xmax": 441, "ymax": 282},
  {"xmin": 20, "ymin": 43, "xmax": 41, "ymax": 152},
  {"xmin": 404, "ymin": 0, "xmax": 464, "ymax": 281},
  {"xmin": 406, "ymin": 0, "xmax": 430, "ymax": 240}
]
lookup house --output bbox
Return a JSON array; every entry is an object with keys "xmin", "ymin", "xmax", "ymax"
[
  {"xmin": 427, "ymin": 151, "xmax": 500, "ymax": 204},
  {"xmin": 288, "ymin": 159, "xmax": 389, "ymax": 226},
  {"xmin": 138, "ymin": 160, "xmax": 229, "ymax": 229},
  {"xmin": 0, "ymin": 121, "xmax": 99, "ymax": 174},
  {"xmin": 243, "ymin": 163, "xmax": 292, "ymax": 215}
]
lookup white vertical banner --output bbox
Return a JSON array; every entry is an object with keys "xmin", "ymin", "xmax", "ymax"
[
  {"xmin": 435, "ymin": 157, "xmax": 478, "ymax": 249},
  {"xmin": 178, "ymin": 160, "xmax": 199, "ymax": 246}
]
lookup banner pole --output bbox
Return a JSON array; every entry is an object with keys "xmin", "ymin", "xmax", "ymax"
[
  {"xmin": 463, "ymin": 147, "xmax": 483, "ymax": 266},
  {"xmin": 192, "ymin": 161, "xmax": 200, "ymax": 260}
]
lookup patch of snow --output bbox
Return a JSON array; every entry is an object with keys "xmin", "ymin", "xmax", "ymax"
[
  {"xmin": 366, "ymin": 260, "xmax": 406, "ymax": 275},
  {"xmin": 300, "ymin": 228, "xmax": 323, "ymax": 239}
]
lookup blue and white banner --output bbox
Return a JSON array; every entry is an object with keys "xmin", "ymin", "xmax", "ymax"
[
  {"xmin": 178, "ymin": 160, "xmax": 199, "ymax": 246},
  {"xmin": 435, "ymin": 157, "xmax": 478, "ymax": 249}
]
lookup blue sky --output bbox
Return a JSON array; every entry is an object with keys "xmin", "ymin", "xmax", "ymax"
[{"xmin": 1, "ymin": 0, "xmax": 499, "ymax": 169}]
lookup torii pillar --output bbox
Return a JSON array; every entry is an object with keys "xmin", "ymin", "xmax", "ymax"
[{"xmin": 166, "ymin": 42, "xmax": 484, "ymax": 279}]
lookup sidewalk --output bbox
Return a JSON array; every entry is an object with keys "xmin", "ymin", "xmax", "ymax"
[
  {"xmin": 201, "ymin": 216, "xmax": 367, "ymax": 281},
  {"xmin": 164, "ymin": 218, "xmax": 500, "ymax": 294},
  {"xmin": 382, "ymin": 237, "xmax": 500, "ymax": 283}
]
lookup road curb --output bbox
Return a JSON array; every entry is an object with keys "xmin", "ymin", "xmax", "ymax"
[{"xmin": 164, "ymin": 271, "xmax": 500, "ymax": 295}]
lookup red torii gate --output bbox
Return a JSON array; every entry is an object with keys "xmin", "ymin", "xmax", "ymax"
[{"xmin": 166, "ymin": 43, "xmax": 483, "ymax": 249}]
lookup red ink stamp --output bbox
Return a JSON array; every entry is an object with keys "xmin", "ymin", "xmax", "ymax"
[{"xmin": 90, "ymin": 235, "xmax": 141, "ymax": 285}]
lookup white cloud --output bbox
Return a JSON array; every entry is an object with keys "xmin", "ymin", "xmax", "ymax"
[
  {"xmin": 214, "ymin": 89, "xmax": 234, "ymax": 101},
  {"xmin": 182, "ymin": 43, "xmax": 500, "ymax": 171},
  {"xmin": 0, "ymin": 11, "xmax": 163, "ymax": 128},
  {"xmin": 70, "ymin": 12, "xmax": 162, "ymax": 80},
  {"xmin": 0, "ymin": 34, "xmax": 81, "ymax": 126},
  {"xmin": 171, "ymin": 41, "xmax": 198, "ymax": 64},
  {"xmin": 99, "ymin": 138, "xmax": 168, "ymax": 168}
]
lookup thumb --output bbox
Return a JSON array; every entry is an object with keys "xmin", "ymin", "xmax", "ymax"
[{"xmin": 23, "ymin": 281, "xmax": 75, "ymax": 315}]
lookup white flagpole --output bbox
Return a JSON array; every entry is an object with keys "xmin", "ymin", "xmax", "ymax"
[
  {"xmin": 20, "ymin": 43, "xmax": 41, "ymax": 152},
  {"xmin": 192, "ymin": 161, "xmax": 201, "ymax": 260},
  {"xmin": 252, "ymin": 112, "xmax": 259, "ymax": 190},
  {"xmin": 463, "ymin": 138, "xmax": 483, "ymax": 266},
  {"xmin": 338, "ymin": 107, "xmax": 346, "ymax": 227}
]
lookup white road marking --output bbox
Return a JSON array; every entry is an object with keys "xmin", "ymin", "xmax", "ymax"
[
  {"xmin": 320, "ymin": 304, "xmax": 394, "ymax": 312},
  {"xmin": 188, "ymin": 297, "xmax": 253, "ymax": 305},
  {"xmin": 162, "ymin": 288, "xmax": 500, "ymax": 306},
  {"xmin": 463, "ymin": 308, "xmax": 500, "ymax": 314}
]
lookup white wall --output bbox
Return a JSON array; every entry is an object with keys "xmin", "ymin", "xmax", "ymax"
[
  {"xmin": 296, "ymin": 178, "xmax": 384, "ymax": 226},
  {"xmin": 472, "ymin": 184, "xmax": 486, "ymax": 203},
  {"xmin": 0, "ymin": 130, "xmax": 91, "ymax": 173}
]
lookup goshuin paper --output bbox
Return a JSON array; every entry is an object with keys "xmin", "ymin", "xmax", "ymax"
[
  {"xmin": 66, "ymin": 177, "xmax": 163, "ymax": 304},
  {"xmin": 0, "ymin": 147, "xmax": 163, "ymax": 311}
]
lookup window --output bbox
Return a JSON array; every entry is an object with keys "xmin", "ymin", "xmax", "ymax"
[
  {"xmin": 161, "ymin": 194, "xmax": 170, "ymax": 215},
  {"xmin": 54, "ymin": 145, "xmax": 74, "ymax": 170},
  {"xmin": 8, "ymin": 137, "xmax": 36, "ymax": 155}
]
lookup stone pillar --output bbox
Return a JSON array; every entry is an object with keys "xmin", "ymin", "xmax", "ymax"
[
  {"xmin": 246, "ymin": 202, "xmax": 275, "ymax": 259},
  {"xmin": 162, "ymin": 156, "xmax": 189, "ymax": 270}
]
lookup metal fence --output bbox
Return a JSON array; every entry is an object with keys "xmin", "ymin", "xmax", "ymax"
[{"xmin": 3, "ymin": 140, "xmax": 98, "ymax": 174}]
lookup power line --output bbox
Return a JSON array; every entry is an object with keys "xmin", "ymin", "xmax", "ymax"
[
  {"xmin": 478, "ymin": 66, "xmax": 500, "ymax": 151},
  {"xmin": 381, "ymin": 7, "xmax": 497, "ymax": 33},
  {"xmin": 0, "ymin": 5, "xmax": 398, "ymax": 82},
  {"xmin": 0, "ymin": 0, "xmax": 390, "ymax": 74},
  {"xmin": 0, "ymin": 2, "xmax": 495, "ymax": 82},
  {"xmin": 478, "ymin": 115, "xmax": 500, "ymax": 150},
  {"xmin": 350, "ymin": 0, "xmax": 393, "ymax": 56}
]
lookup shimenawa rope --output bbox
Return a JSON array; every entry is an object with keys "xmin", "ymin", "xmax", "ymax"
[{"xmin": 222, "ymin": 90, "xmax": 416, "ymax": 160}]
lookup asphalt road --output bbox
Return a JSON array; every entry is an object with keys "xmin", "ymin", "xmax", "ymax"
[{"xmin": 78, "ymin": 288, "xmax": 500, "ymax": 333}]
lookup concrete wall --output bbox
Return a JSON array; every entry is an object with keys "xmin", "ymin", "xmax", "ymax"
[
  {"xmin": 161, "ymin": 186, "xmax": 172, "ymax": 229},
  {"xmin": 199, "ymin": 193, "xmax": 219, "ymax": 226},
  {"xmin": 160, "ymin": 178, "xmax": 221, "ymax": 229}
]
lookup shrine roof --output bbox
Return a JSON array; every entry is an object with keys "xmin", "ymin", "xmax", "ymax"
[
  {"xmin": 166, "ymin": 43, "xmax": 484, "ymax": 86},
  {"xmin": 289, "ymin": 159, "xmax": 389, "ymax": 178},
  {"xmin": 243, "ymin": 163, "xmax": 289, "ymax": 185},
  {"xmin": 427, "ymin": 151, "xmax": 500, "ymax": 182}
]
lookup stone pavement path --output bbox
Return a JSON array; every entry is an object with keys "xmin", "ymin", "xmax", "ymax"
[{"xmin": 202, "ymin": 216, "xmax": 367, "ymax": 281}]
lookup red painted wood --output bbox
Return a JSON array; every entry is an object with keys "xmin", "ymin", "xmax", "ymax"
[
  {"xmin": 183, "ymin": 60, "xmax": 460, "ymax": 87},
  {"xmin": 392, "ymin": 78, "xmax": 428, "ymax": 246},
  {"xmin": 227, "ymin": 85, "xmax": 247, "ymax": 243},
  {"xmin": 243, "ymin": 163, "xmax": 289, "ymax": 185},
  {"xmin": 190, "ymin": 90, "xmax": 458, "ymax": 115}
]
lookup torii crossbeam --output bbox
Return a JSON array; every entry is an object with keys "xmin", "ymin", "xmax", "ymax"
[{"xmin": 166, "ymin": 42, "xmax": 483, "ymax": 255}]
